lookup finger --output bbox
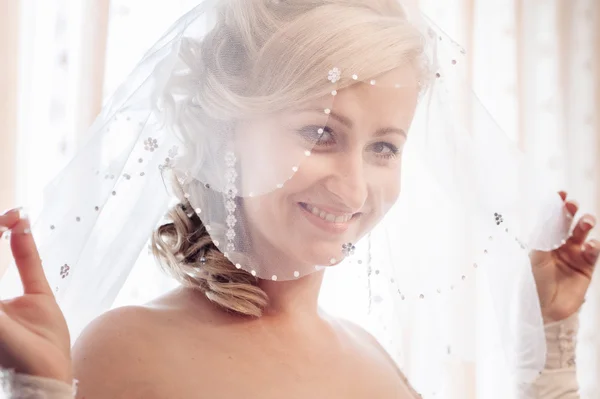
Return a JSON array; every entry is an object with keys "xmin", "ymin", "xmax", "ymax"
[
  {"xmin": 569, "ymin": 214, "xmax": 596, "ymax": 245},
  {"xmin": 10, "ymin": 218, "xmax": 52, "ymax": 296},
  {"xmin": 0, "ymin": 208, "xmax": 22, "ymax": 235},
  {"xmin": 565, "ymin": 200, "xmax": 579, "ymax": 218},
  {"xmin": 582, "ymin": 239, "xmax": 600, "ymax": 266},
  {"xmin": 559, "ymin": 191, "xmax": 567, "ymax": 202}
]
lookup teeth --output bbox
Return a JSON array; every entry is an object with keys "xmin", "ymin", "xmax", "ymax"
[
  {"xmin": 334, "ymin": 215, "xmax": 347, "ymax": 223},
  {"xmin": 304, "ymin": 204, "xmax": 352, "ymax": 223}
]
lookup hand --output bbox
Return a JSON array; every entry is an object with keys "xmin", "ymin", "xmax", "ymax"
[
  {"xmin": 530, "ymin": 192, "xmax": 599, "ymax": 323},
  {"xmin": 0, "ymin": 209, "xmax": 72, "ymax": 384}
]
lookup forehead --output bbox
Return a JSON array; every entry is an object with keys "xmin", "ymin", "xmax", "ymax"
[
  {"xmin": 330, "ymin": 66, "xmax": 421, "ymax": 128},
  {"xmin": 236, "ymin": 65, "xmax": 421, "ymax": 132}
]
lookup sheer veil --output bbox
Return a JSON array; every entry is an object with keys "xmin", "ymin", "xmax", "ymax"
[{"xmin": 0, "ymin": 1, "xmax": 576, "ymax": 397}]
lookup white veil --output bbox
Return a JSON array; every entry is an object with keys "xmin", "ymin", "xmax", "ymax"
[{"xmin": 0, "ymin": 1, "xmax": 575, "ymax": 397}]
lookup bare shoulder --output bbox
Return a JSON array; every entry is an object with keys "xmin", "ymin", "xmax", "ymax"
[
  {"xmin": 72, "ymin": 288, "xmax": 219, "ymax": 399},
  {"xmin": 72, "ymin": 305, "xmax": 175, "ymax": 399},
  {"xmin": 334, "ymin": 318, "xmax": 420, "ymax": 395},
  {"xmin": 334, "ymin": 318, "xmax": 389, "ymax": 356}
]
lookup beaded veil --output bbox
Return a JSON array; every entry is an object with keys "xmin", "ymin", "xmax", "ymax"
[{"xmin": 0, "ymin": 0, "xmax": 574, "ymax": 397}]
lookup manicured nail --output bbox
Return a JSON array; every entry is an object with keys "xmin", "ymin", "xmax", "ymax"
[
  {"xmin": 2, "ymin": 207, "xmax": 22, "ymax": 216},
  {"xmin": 11, "ymin": 229, "xmax": 31, "ymax": 236},
  {"xmin": 0, "ymin": 226, "xmax": 8, "ymax": 233},
  {"xmin": 566, "ymin": 200, "xmax": 579, "ymax": 209},
  {"xmin": 10, "ymin": 217, "xmax": 32, "ymax": 236},
  {"xmin": 19, "ymin": 208, "xmax": 30, "ymax": 221},
  {"xmin": 582, "ymin": 217, "xmax": 596, "ymax": 229}
]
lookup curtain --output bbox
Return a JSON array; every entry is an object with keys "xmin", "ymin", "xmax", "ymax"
[
  {"xmin": 0, "ymin": 0, "xmax": 20, "ymax": 271},
  {"xmin": 420, "ymin": 0, "xmax": 600, "ymax": 397}
]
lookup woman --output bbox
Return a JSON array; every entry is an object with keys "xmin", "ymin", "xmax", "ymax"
[{"xmin": 0, "ymin": 0, "xmax": 598, "ymax": 397}]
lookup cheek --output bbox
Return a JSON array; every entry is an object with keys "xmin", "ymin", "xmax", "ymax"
[
  {"xmin": 240, "ymin": 182, "xmax": 298, "ymax": 240},
  {"xmin": 238, "ymin": 150, "xmax": 289, "ymax": 196},
  {"xmin": 239, "ymin": 154, "xmax": 327, "ymax": 221},
  {"xmin": 242, "ymin": 193, "xmax": 280, "ymax": 231},
  {"xmin": 369, "ymin": 168, "xmax": 402, "ymax": 217},
  {"xmin": 235, "ymin": 131, "xmax": 310, "ymax": 196}
]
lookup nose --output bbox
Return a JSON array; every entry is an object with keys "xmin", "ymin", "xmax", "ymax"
[{"xmin": 323, "ymin": 152, "xmax": 368, "ymax": 212}]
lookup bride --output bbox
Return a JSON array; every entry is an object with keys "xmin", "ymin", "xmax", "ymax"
[{"xmin": 0, "ymin": 0, "xmax": 598, "ymax": 398}]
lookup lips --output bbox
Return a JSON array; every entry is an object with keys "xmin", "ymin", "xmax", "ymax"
[{"xmin": 299, "ymin": 203, "xmax": 354, "ymax": 223}]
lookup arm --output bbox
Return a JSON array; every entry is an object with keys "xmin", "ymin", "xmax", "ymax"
[
  {"xmin": 529, "ymin": 193, "xmax": 598, "ymax": 398},
  {"xmin": 532, "ymin": 313, "xmax": 580, "ymax": 399},
  {"xmin": 0, "ymin": 371, "xmax": 75, "ymax": 399},
  {"xmin": 0, "ymin": 211, "xmax": 74, "ymax": 398}
]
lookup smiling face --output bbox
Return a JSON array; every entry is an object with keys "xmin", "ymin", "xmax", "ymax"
[{"xmin": 236, "ymin": 66, "xmax": 420, "ymax": 272}]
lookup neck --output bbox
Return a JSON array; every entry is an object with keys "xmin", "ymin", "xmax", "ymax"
[{"xmin": 258, "ymin": 270, "xmax": 325, "ymax": 319}]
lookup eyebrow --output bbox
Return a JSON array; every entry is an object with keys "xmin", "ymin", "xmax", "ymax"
[
  {"xmin": 373, "ymin": 127, "xmax": 407, "ymax": 138},
  {"xmin": 304, "ymin": 108, "xmax": 407, "ymax": 138}
]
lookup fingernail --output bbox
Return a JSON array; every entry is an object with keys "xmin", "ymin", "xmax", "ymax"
[
  {"xmin": 2, "ymin": 207, "xmax": 22, "ymax": 216},
  {"xmin": 582, "ymin": 217, "xmax": 596, "ymax": 229},
  {"xmin": 10, "ymin": 218, "xmax": 32, "ymax": 236},
  {"xmin": 19, "ymin": 207, "xmax": 29, "ymax": 220},
  {"xmin": 0, "ymin": 226, "xmax": 8, "ymax": 233},
  {"xmin": 11, "ymin": 229, "xmax": 31, "ymax": 236}
]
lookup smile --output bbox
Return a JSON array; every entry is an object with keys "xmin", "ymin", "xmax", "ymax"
[{"xmin": 299, "ymin": 203, "xmax": 355, "ymax": 223}]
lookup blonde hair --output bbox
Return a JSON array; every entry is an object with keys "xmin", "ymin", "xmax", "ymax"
[{"xmin": 151, "ymin": 0, "xmax": 426, "ymax": 317}]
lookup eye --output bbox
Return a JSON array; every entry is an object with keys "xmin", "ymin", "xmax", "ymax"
[
  {"xmin": 297, "ymin": 126, "xmax": 336, "ymax": 146},
  {"xmin": 369, "ymin": 142, "xmax": 400, "ymax": 159}
]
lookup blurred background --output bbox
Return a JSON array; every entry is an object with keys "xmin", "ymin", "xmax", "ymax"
[{"xmin": 0, "ymin": 0, "xmax": 598, "ymax": 396}]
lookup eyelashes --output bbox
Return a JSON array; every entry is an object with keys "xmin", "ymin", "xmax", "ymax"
[
  {"xmin": 370, "ymin": 142, "xmax": 400, "ymax": 159},
  {"xmin": 296, "ymin": 125, "xmax": 401, "ymax": 160},
  {"xmin": 296, "ymin": 125, "xmax": 335, "ymax": 145}
]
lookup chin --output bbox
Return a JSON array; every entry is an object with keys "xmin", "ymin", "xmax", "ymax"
[
  {"xmin": 303, "ymin": 242, "xmax": 347, "ymax": 267},
  {"xmin": 291, "ymin": 229, "xmax": 368, "ymax": 268}
]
